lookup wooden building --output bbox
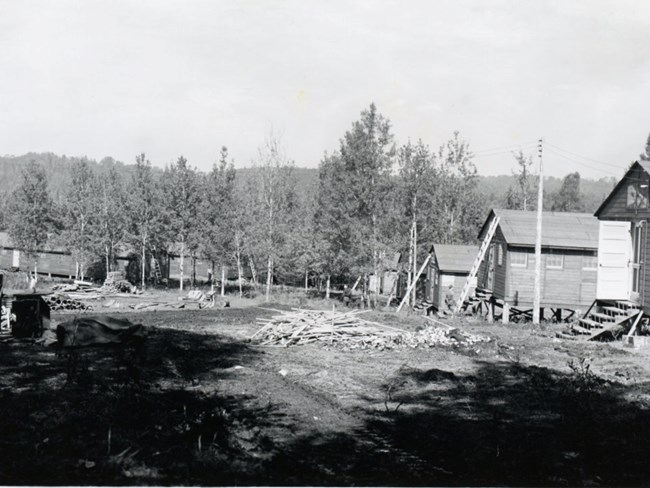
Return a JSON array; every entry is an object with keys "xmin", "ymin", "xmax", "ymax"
[
  {"xmin": 368, "ymin": 252, "xmax": 402, "ymax": 295},
  {"xmin": 426, "ymin": 244, "xmax": 478, "ymax": 311},
  {"xmin": 476, "ymin": 209, "xmax": 599, "ymax": 315},
  {"xmin": 593, "ymin": 161, "xmax": 650, "ymax": 311}
]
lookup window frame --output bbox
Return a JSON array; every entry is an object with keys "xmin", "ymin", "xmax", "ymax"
[
  {"xmin": 582, "ymin": 253, "xmax": 598, "ymax": 270},
  {"xmin": 546, "ymin": 251, "xmax": 564, "ymax": 270},
  {"xmin": 510, "ymin": 249, "xmax": 528, "ymax": 268}
]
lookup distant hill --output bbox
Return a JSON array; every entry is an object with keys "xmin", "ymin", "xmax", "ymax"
[{"xmin": 0, "ymin": 152, "xmax": 616, "ymax": 213}]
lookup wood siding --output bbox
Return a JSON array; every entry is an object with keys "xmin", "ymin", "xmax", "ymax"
[
  {"xmin": 642, "ymin": 223, "xmax": 650, "ymax": 313},
  {"xmin": 506, "ymin": 247, "xmax": 597, "ymax": 308},
  {"xmin": 598, "ymin": 165, "xmax": 650, "ymax": 221},
  {"xmin": 477, "ymin": 227, "xmax": 507, "ymax": 298}
]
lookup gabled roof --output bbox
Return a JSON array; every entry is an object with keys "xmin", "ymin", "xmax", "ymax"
[
  {"xmin": 432, "ymin": 244, "xmax": 478, "ymax": 273},
  {"xmin": 594, "ymin": 160, "xmax": 650, "ymax": 217},
  {"xmin": 478, "ymin": 208, "xmax": 599, "ymax": 250},
  {"xmin": 382, "ymin": 252, "xmax": 401, "ymax": 270}
]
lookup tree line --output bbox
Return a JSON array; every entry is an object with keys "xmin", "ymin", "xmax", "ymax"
[{"xmin": 0, "ymin": 104, "xmax": 618, "ymax": 300}]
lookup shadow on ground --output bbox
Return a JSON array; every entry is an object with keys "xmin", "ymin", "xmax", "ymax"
[
  {"xmin": 2, "ymin": 315, "xmax": 650, "ymax": 486},
  {"xmin": 271, "ymin": 359, "xmax": 650, "ymax": 486}
]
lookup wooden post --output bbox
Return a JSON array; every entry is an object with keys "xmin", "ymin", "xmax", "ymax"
[
  {"xmin": 412, "ymin": 221, "xmax": 417, "ymax": 307},
  {"xmin": 179, "ymin": 240, "xmax": 185, "ymax": 292},
  {"xmin": 397, "ymin": 254, "xmax": 431, "ymax": 312},
  {"xmin": 221, "ymin": 264, "xmax": 226, "ymax": 297},
  {"xmin": 533, "ymin": 138, "xmax": 543, "ymax": 324},
  {"xmin": 502, "ymin": 302, "xmax": 510, "ymax": 324},
  {"xmin": 325, "ymin": 275, "xmax": 330, "ymax": 300}
]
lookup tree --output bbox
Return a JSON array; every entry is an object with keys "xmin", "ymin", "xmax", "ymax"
[
  {"xmin": 96, "ymin": 167, "xmax": 129, "ymax": 276},
  {"xmin": 640, "ymin": 133, "xmax": 650, "ymax": 161},
  {"xmin": 164, "ymin": 156, "xmax": 201, "ymax": 291},
  {"xmin": 6, "ymin": 161, "xmax": 55, "ymax": 278},
  {"xmin": 506, "ymin": 150, "xmax": 535, "ymax": 211},
  {"xmin": 396, "ymin": 140, "xmax": 436, "ymax": 304},
  {"xmin": 126, "ymin": 154, "xmax": 164, "ymax": 289},
  {"xmin": 59, "ymin": 159, "xmax": 99, "ymax": 280},
  {"xmin": 551, "ymin": 172, "xmax": 584, "ymax": 212},
  {"xmin": 249, "ymin": 133, "xmax": 297, "ymax": 302},
  {"xmin": 338, "ymin": 103, "xmax": 395, "ymax": 298},
  {"xmin": 313, "ymin": 153, "xmax": 357, "ymax": 297},
  {"xmin": 203, "ymin": 146, "xmax": 236, "ymax": 295},
  {"xmin": 434, "ymin": 131, "xmax": 482, "ymax": 244}
]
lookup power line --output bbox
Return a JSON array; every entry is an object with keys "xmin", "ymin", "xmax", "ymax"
[
  {"xmin": 545, "ymin": 141, "xmax": 625, "ymax": 169},
  {"xmin": 544, "ymin": 147, "xmax": 624, "ymax": 177},
  {"xmin": 473, "ymin": 140, "xmax": 538, "ymax": 155}
]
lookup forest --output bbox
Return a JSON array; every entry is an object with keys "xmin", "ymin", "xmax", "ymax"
[{"xmin": 0, "ymin": 104, "xmax": 620, "ymax": 299}]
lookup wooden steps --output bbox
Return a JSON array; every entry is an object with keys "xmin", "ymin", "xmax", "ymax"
[{"xmin": 560, "ymin": 299, "xmax": 643, "ymax": 340}]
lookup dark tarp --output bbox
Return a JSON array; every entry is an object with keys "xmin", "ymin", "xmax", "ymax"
[{"xmin": 56, "ymin": 315, "xmax": 145, "ymax": 348}]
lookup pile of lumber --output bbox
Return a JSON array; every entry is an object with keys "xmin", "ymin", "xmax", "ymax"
[
  {"xmin": 251, "ymin": 308, "xmax": 489, "ymax": 349},
  {"xmin": 43, "ymin": 294, "xmax": 94, "ymax": 312},
  {"xmin": 101, "ymin": 272, "xmax": 137, "ymax": 294}
]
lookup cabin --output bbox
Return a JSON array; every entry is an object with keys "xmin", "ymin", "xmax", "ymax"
[
  {"xmin": 0, "ymin": 232, "xmax": 77, "ymax": 278},
  {"xmin": 593, "ymin": 161, "xmax": 650, "ymax": 312},
  {"xmin": 426, "ymin": 244, "xmax": 478, "ymax": 311},
  {"xmin": 476, "ymin": 209, "xmax": 599, "ymax": 318},
  {"xmin": 368, "ymin": 252, "xmax": 402, "ymax": 295}
]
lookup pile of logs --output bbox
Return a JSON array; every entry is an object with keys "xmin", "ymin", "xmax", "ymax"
[
  {"xmin": 251, "ymin": 308, "xmax": 489, "ymax": 350},
  {"xmin": 43, "ymin": 294, "xmax": 93, "ymax": 312}
]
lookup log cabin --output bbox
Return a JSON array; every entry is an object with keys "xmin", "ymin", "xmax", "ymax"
[
  {"xmin": 426, "ymin": 244, "xmax": 478, "ymax": 311},
  {"xmin": 475, "ymin": 209, "xmax": 599, "ymax": 320}
]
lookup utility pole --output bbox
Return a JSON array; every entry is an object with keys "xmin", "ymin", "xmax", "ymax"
[{"xmin": 533, "ymin": 138, "xmax": 544, "ymax": 324}]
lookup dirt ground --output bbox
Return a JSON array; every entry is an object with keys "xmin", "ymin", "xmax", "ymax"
[{"xmin": 2, "ymin": 296, "xmax": 650, "ymax": 486}]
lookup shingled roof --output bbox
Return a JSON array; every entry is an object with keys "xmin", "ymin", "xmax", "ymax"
[
  {"xmin": 432, "ymin": 244, "xmax": 478, "ymax": 273},
  {"xmin": 478, "ymin": 209, "xmax": 599, "ymax": 250}
]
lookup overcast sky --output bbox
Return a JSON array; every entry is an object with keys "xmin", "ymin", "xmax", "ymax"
[{"xmin": 1, "ymin": 0, "xmax": 649, "ymax": 179}]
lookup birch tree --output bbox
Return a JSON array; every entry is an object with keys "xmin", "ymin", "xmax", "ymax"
[
  {"xmin": 60, "ymin": 159, "xmax": 98, "ymax": 280},
  {"xmin": 506, "ymin": 150, "xmax": 535, "ymax": 211},
  {"xmin": 164, "ymin": 156, "xmax": 201, "ymax": 291},
  {"xmin": 397, "ymin": 140, "xmax": 435, "ymax": 304},
  {"xmin": 250, "ymin": 134, "xmax": 296, "ymax": 302},
  {"xmin": 96, "ymin": 167, "xmax": 129, "ymax": 275},
  {"xmin": 127, "ymin": 154, "xmax": 163, "ymax": 289},
  {"xmin": 203, "ymin": 147, "xmax": 236, "ymax": 295},
  {"xmin": 6, "ymin": 161, "xmax": 55, "ymax": 279},
  {"xmin": 435, "ymin": 131, "xmax": 482, "ymax": 244}
]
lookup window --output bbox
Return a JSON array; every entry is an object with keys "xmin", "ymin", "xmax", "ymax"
[
  {"xmin": 511, "ymin": 250, "xmax": 528, "ymax": 267},
  {"xmin": 583, "ymin": 254, "xmax": 597, "ymax": 270},
  {"xmin": 546, "ymin": 251, "xmax": 564, "ymax": 269},
  {"xmin": 497, "ymin": 245, "xmax": 503, "ymax": 266}
]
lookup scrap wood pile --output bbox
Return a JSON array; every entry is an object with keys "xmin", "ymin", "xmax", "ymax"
[
  {"xmin": 100, "ymin": 271, "xmax": 139, "ymax": 294},
  {"xmin": 251, "ymin": 309, "xmax": 489, "ymax": 349}
]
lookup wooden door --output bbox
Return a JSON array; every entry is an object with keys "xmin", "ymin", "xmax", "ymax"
[
  {"xmin": 596, "ymin": 220, "xmax": 631, "ymax": 300},
  {"xmin": 631, "ymin": 222, "xmax": 645, "ymax": 302}
]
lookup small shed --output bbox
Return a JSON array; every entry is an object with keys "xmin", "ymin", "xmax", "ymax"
[
  {"xmin": 369, "ymin": 252, "xmax": 402, "ymax": 295},
  {"xmin": 593, "ymin": 161, "xmax": 650, "ymax": 311},
  {"xmin": 426, "ymin": 244, "xmax": 478, "ymax": 310},
  {"xmin": 476, "ymin": 209, "xmax": 599, "ymax": 312}
]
